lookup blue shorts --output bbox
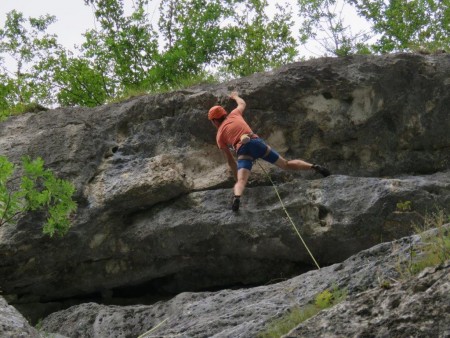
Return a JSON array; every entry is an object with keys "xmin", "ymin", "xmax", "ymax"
[{"xmin": 237, "ymin": 138, "xmax": 280, "ymax": 171}]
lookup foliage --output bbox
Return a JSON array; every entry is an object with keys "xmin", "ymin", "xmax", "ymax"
[
  {"xmin": 379, "ymin": 279, "xmax": 391, "ymax": 289},
  {"xmin": 398, "ymin": 208, "xmax": 449, "ymax": 277},
  {"xmin": 348, "ymin": 0, "xmax": 450, "ymax": 53},
  {"xmin": 221, "ymin": 0, "xmax": 298, "ymax": 77},
  {"xmin": 82, "ymin": 0, "xmax": 159, "ymax": 98},
  {"xmin": 46, "ymin": 49, "xmax": 112, "ymax": 107},
  {"xmin": 0, "ymin": 10, "xmax": 60, "ymax": 109},
  {"xmin": 314, "ymin": 288, "xmax": 333, "ymax": 308},
  {"xmin": 297, "ymin": 0, "xmax": 372, "ymax": 56},
  {"xmin": 110, "ymin": 71, "xmax": 218, "ymax": 103},
  {"xmin": 315, "ymin": 285, "xmax": 347, "ymax": 308},
  {"xmin": 1, "ymin": 0, "xmax": 449, "ymax": 113},
  {"xmin": 258, "ymin": 286, "xmax": 347, "ymax": 337},
  {"xmin": 0, "ymin": 71, "xmax": 16, "ymax": 112},
  {"xmin": 0, "ymin": 156, "xmax": 77, "ymax": 237},
  {"xmin": 0, "ymin": 102, "xmax": 48, "ymax": 122},
  {"xmin": 155, "ymin": 0, "xmax": 229, "ymax": 87},
  {"xmin": 257, "ymin": 306, "xmax": 317, "ymax": 338},
  {"xmin": 409, "ymin": 209, "xmax": 449, "ymax": 274},
  {"xmin": 396, "ymin": 200, "xmax": 412, "ymax": 212}
]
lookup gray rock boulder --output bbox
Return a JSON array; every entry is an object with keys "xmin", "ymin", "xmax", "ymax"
[
  {"xmin": 39, "ymin": 230, "xmax": 450, "ymax": 338},
  {"xmin": 0, "ymin": 53, "xmax": 449, "ymax": 322},
  {"xmin": 0, "ymin": 296, "xmax": 40, "ymax": 338},
  {"xmin": 284, "ymin": 262, "xmax": 450, "ymax": 338}
]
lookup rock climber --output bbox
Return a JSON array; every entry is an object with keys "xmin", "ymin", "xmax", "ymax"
[{"xmin": 208, "ymin": 91, "xmax": 331, "ymax": 212}]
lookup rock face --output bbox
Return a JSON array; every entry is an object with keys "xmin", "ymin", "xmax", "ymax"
[
  {"xmin": 0, "ymin": 296, "xmax": 40, "ymax": 338},
  {"xmin": 39, "ymin": 231, "xmax": 450, "ymax": 338},
  {"xmin": 0, "ymin": 53, "xmax": 450, "ymax": 324},
  {"xmin": 285, "ymin": 262, "xmax": 450, "ymax": 338}
]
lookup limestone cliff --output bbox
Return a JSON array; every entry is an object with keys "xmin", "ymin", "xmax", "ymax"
[
  {"xmin": 0, "ymin": 53, "xmax": 449, "ymax": 336},
  {"xmin": 38, "ymin": 232, "xmax": 450, "ymax": 338}
]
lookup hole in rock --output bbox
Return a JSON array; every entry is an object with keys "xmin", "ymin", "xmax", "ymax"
[
  {"xmin": 322, "ymin": 92, "xmax": 333, "ymax": 99},
  {"xmin": 318, "ymin": 205, "xmax": 330, "ymax": 221},
  {"xmin": 343, "ymin": 96, "xmax": 354, "ymax": 104},
  {"xmin": 15, "ymin": 261, "xmax": 318, "ymax": 325}
]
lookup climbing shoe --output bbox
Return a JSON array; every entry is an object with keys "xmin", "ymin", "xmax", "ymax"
[
  {"xmin": 312, "ymin": 164, "xmax": 331, "ymax": 177},
  {"xmin": 231, "ymin": 196, "xmax": 241, "ymax": 212}
]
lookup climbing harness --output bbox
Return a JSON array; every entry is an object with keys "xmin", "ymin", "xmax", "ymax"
[
  {"xmin": 257, "ymin": 161, "xmax": 321, "ymax": 270},
  {"xmin": 237, "ymin": 154, "xmax": 254, "ymax": 161},
  {"xmin": 229, "ymin": 133, "xmax": 257, "ymax": 152},
  {"xmin": 239, "ymin": 132, "xmax": 255, "ymax": 144}
]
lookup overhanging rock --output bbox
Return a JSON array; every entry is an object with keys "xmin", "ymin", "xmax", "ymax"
[{"xmin": 0, "ymin": 53, "xmax": 449, "ymax": 322}]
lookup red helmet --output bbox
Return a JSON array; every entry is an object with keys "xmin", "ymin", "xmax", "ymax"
[{"xmin": 208, "ymin": 106, "xmax": 227, "ymax": 120}]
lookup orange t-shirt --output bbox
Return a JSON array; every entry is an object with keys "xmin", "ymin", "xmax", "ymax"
[{"xmin": 216, "ymin": 108, "xmax": 254, "ymax": 150}]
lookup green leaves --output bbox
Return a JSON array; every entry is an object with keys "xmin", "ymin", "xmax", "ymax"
[
  {"xmin": 1, "ymin": 0, "xmax": 448, "ymax": 112},
  {"xmin": 0, "ymin": 156, "xmax": 15, "ymax": 183},
  {"xmin": 221, "ymin": 1, "xmax": 298, "ymax": 77},
  {"xmin": 298, "ymin": 0, "xmax": 449, "ymax": 55},
  {"xmin": 0, "ymin": 155, "xmax": 77, "ymax": 237},
  {"xmin": 81, "ymin": 0, "xmax": 159, "ymax": 95},
  {"xmin": 0, "ymin": 157, "xmax": 17, "ymax": 225},
  {"xmin": 155, "ymin": 0, "xmax": 227, "ymax": 87},
  {"xmin": 156, "ymin": 0, "xmax": 298, "ymax": 81},
  {"xmin": 0, "ymin": 2, "xmax": 289, "ymax": 110},
  {"xmin": 0, "ymin": 10, "xmax": 60, "ymax": 109},
  {"xmin": 48, "ymin": 50, "xmax": 112, "ymax": 107},
  {"xmin": 349, "ymin": 0, "xmax": 450, "ymax": 53},
  {"xmin": 297, "ymin": 0, "xmax": 372, "ymax": 56}
]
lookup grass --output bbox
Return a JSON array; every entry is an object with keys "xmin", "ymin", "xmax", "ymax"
[
  {"xmin": 1, "ymin": 73, "xmax": 219, "ymax": 119},
  {"xmin": 107, "ymin": 87, "xmax": 150, "ymax": 104},
  {"xmin": 410, "ymin": 209, "xmax": 449, "ymax": 273},
  {"xmin": 398, "ymin": 208, "xmax": 450, "ymax": 277},
  {"xmin": 396, "ymin": 200, "xmax": 412, "ymax": 212},
  {"xmin": 258, "ymin": 286, "xmax": 347, "ymax": 338},
  {"xmin": 108, "ymin": 73, "xmax": 219, "ymax": 104},
  {"xmin": 261, "ymin": 208, "xmax": 449, "ymax": 338},
  {"xmin": 0, "ymin": 103, "xmax": 48, "ymax": 122},
  {"xmin": 409, "ymin": 42, "xmax": 448, "ymax": 55}
]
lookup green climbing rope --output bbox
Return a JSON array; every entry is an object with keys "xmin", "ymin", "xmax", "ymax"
[{"xmin": 257, "ymin": 161, "xmax": 321, "ymax": 270}]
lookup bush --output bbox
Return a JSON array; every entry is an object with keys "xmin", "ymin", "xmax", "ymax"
[{"xmin": 0, "ymin": 155, "xmax": 77, "ymax": 236}]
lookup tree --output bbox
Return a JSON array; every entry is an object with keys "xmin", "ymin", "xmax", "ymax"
[
  {"xmin": 40, "ymin": 49, "xmax": 113, "ymax": 107},
  {"xmin": 348, "ymin": 0, "xmax": 450, "ymax": 53},
  {"xmin": 0, "ymin": 156, "xmax": 77, "ymax": 237},
  {"xmin": 0, "ymin": 10, "xmax": 60, "ymax": 108},
  {"xmin": 222, "ymin": 0, "xmax": 298, "ymax": 77},
  {"xmin": 156, "ymin": 0, "xmax": 298, "ymax": 83},
  {"xmin": 297, "ymin": 0, "xmax": 371, "ymax": 56},
  {"xmin": 82, "ymin": 0, "xmax": 159, "ymax": 96},
  {"xmin": 0, "ymin": 70, "xmax": 15, "ymax": 114},
  {"xmin": 154, "ymin": 0, "xmax": 230, "ymax": 87}
]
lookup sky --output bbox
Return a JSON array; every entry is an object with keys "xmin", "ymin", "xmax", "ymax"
[
  {"xmin": 0, "ymin": 0, "xmax": 371, "ymax": 66},
  {"xmin": 0, "ymin": 1, "xmax": 300, "ymax": 51},
  {"xmin": 0, "ymin": 0, "xmax": 161, "ymax": 51}
]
